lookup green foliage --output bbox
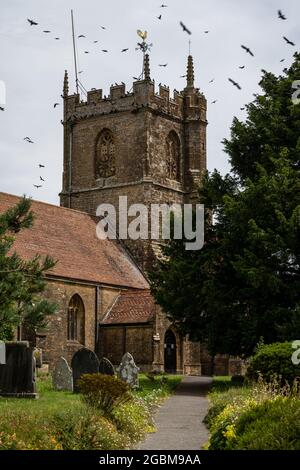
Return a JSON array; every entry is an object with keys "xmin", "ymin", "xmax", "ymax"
[
  {"xmin": 229, "ymin": 397, "xmax": 300, "ymax": 450},
  {"xmin": 223, "ymin": 53, "xmax": 300, "ymax": 183},
  {"xmin": 205, "ymin": 377, "xmax": 300, "ymax": 450},
  {"xmin": 150, "ymin": 54, "xmax": 300, "ymax": 357},
  {"xmin": 0, "ymin": 374, "xmax": 181, "ymax": 450},
  {"xmin": 247, "ymin": 341, "xmax": 300, "ymax": 383},
  {"xmin": 0, "ymin": 197, "xmax": 57, "ymax": 340},
  {"xmin": 112, "ymin": 400, "xmax": 154, "ymax": 443},
  {"xmin": 53, "ymin": 408, "xmax": 127, "ymax": 450},
  {"xmin": 78, "ymin": 373, "xmax": 132, "ymax": 416}
]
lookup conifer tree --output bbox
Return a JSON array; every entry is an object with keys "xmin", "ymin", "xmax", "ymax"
[{"xmin": 0, "ymin": 197, "xmax": 56, "ymax": 340}]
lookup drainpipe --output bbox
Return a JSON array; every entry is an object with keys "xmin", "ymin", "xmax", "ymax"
[
  {"xmin": 68, "ymin": 124, "xmax": 73, "ymax": 208},
  {"xmin": 94, "ymin": 286, "xmax": 99, "ymax": 354}
]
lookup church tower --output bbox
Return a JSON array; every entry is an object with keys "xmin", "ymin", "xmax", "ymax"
[{"xmin": 60, "ymin": 54, "xmax": 207, "ymax": 270}]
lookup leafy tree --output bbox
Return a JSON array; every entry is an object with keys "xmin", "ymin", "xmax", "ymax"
[
  {"xmin": 0, "ymin": 197, "xmax": 57, "ymax": 341},
  {"xmin": 150, "ymin": 53, "xmax": 300, "ymax": 357}
]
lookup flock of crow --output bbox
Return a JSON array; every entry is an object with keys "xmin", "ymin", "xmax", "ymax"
[{"xmin": 0, "ymin": 5, "xmax": 298, "ymax": 191}]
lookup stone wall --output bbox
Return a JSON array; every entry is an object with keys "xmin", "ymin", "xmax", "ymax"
[
  {"xmin": 98, "ymin": 324, "xmax": 153, "ymax": 371},
  {"xmin": 35, "ymin": 279, "xmax": 97, "ymax": 369}
]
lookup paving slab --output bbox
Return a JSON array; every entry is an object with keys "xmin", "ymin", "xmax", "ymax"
[{"xmin": 139, "ymin": 376, "xmax": 212, "ymax": 450}]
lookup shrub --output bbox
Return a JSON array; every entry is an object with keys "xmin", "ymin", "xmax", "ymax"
[
  {"xmin": 205, "ymin": 376, "xmax": 300, "ymax": 450},
  {"xmin": 229, "ymin": 397, "xmax": 300, "ymax": 450},
  {"xmin": 78, "ymin": 373, "xmax": 132, "ymax": 416},
  {"xmin": 247, "ymin": 341, "xmax": 300, "ymax": 383}
]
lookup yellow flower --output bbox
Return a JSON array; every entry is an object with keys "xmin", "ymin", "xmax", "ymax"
[{"xmin": 223, "ymin": 424, "xmax": 236, "ymax": 441}]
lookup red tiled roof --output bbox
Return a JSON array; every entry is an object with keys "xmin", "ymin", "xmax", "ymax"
[
  {"xmin": 102, "ymin": 290, "xmax": 155, "ymax": 324},
  {"xmin": 0, "ymin": 192, "xmax": 148, "ymax": 289}
]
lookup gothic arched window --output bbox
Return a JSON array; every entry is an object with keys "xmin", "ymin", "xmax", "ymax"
[
  {"xmin": 166, "ymin": 131, "xmax": 181, "ymax": 180},
  {"xmin": 95, "ymin": 129, "xmax": 115, "ymax": 179},
  {"xmin": 67, "ymin": 294, "xmax": 85, "ymax": 343}
]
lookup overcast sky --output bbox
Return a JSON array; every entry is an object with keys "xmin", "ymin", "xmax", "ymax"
[{"xmin": 1, "ymin": 0, "xmax": 299, "ymax": 205}]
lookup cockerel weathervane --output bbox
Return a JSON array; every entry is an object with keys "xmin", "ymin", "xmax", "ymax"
[{"xmin": 136, "ymin": 30, "xmax": 153, "ymax": 79}]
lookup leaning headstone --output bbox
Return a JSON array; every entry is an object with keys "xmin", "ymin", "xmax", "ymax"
[
  {"xmin": 52, "ymin": 357, "xmax": 73, "ymax": 392},
  {"xmin": 33, "ymin": 348, "xmax": 43, "ymax": 368},
  {"xmin": 0, "ymin": 341, "xmax": 37, "ymax": 398},
  {"xmin": 116, "ymin": 352, "xmax": 140, "ymax": 388},
  {"xmin": 0, "ymin": 341, "xmax": 5, "ymax": 365},
  {"xmin": 71, "ymin": 348, "xmax": 99, "ymax": 393},
  {"xmin": 99, "ymin": 357, "xmax": 115, "ymax": 376}
]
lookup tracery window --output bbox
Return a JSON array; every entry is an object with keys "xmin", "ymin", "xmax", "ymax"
[
  {"xmin": 95, "ymin": 129, "xmax": 115, "ymax": 178},
  {"xmin": 166, "ymin": 131, "xmax": 181, "ymax": 180}
]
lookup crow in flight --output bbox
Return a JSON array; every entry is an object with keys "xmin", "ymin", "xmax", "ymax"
[
  {"xmin": 27, "ymin": 18, "xmax": 38, "ymax": 26},
  {"xmin": 278, "ymin": 10, "xmax": 286, "ymax": 20},
  {"xmin": 283, "ymin": 36, "xmax": 295, "ymax": 46},
  {"xmin": 241, "ymin": 45, "xmax": 254, "ymax": 56},
  {"xmin": 180, "ymin": 21, "xmax": 191, "ymax": 35},
  {"xmin": 228, "ymin": 78, "xmax": 242, "ymax": 90}
]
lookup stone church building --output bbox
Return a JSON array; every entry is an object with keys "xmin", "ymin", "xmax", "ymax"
[{"xmin": 0, "ymin": 55, "xmax": 235, "ymax": 375}]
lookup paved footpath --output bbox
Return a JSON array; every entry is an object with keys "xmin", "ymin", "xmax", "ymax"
[{"xmin": 138, "ymin": 376, "xmax": 212, "ymax": 450}]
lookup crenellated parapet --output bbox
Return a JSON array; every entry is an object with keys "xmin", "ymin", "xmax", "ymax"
[{"xmin": 63, "ymin": 54, "xmax": 206, "ymax": 124}]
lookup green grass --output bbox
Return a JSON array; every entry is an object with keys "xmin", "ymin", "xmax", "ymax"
[
  {"xmin": 135, "ymin": 374, "xmax": 182, "ymax": 398},
  {"xmin": 0, "ymin": 374, "xmax": 82, "ymax": 414},
  {"xmin": 210, "ymin": 375, "xmax": 245, "ymax": 392},
  {"xmin": 0, "ymin": 373, "xmax": 182, "ymax": 450}
]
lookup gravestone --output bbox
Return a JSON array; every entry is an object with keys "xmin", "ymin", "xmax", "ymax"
[
  {"xmin": 99, "ymin": 357, "xmax": 115, "ymax": 376},
  {"xmin": 0, "ymin": 341, "xmax": 5, "ymax": 365},
  {"xmin": 116, "ymin": 352, "xmax": 140, "ymax": 388},
  {"xmin": 0, "ymin": 341, "xmax": 37, "ymax": 398},
  {"xmin": 33, "ymin": 348, "xmax": 43, "ymax": 368},
  {"xmin": 52, "ymin": 357, "xmax": 73, "ymax": 392},
  {"xmin": 71, "ymin": 348, "xmax": 99, "ymax": 392}
]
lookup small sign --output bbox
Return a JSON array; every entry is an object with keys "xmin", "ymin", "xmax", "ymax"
[{"xmin": 0, "ymin": 341, "xmax": 6, "ymax": 365}]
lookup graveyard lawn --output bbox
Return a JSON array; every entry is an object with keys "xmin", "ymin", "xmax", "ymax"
[{"xmin": 0, "ymin": 373, "xmax": 182, "ymax": 450}]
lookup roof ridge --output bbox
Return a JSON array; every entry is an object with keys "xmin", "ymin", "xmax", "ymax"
[
  {"xmin": 0, "ymin": 192, "xmax": 96, "ymax": 218},
  {"xmin": 101, "ymin": 291, "xmax": 122, "ymax": 323}
]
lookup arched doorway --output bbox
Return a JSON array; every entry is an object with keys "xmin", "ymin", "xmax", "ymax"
[{"xmin": 164, "ymin": 329, "xmax": 177, "ymax": 373}]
